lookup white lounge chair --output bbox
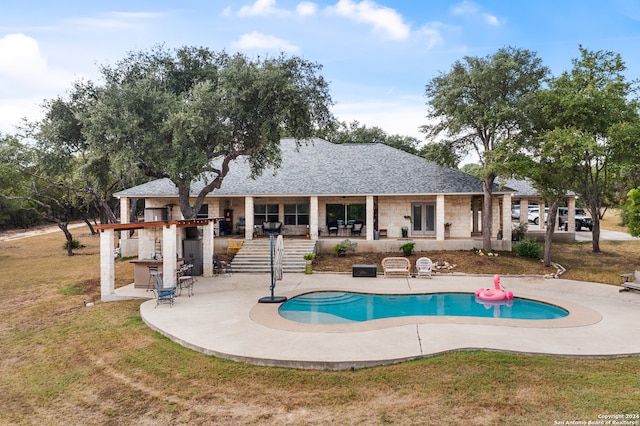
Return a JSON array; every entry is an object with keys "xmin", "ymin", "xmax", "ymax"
[
  {"xmin": 416, "ymin": 257, "xmax": 433, "ymax": 278},
  {"xmin": 620, "ymin": 270, "xmax": 640, "ymax": 292}
]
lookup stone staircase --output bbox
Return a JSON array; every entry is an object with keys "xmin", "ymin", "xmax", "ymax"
[{"xmin": 230, "ymin": 239, "xmax": 317, "ymax": 273}]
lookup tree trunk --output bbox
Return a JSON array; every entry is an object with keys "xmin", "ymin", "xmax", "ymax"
[
  {"xmin": 591, "ymin": 213, "xmax": 601, "ymax": 253},
  {"xmin": 543, "ymin": 199, "xmax": 561, "ymax": 267},
  {"xmin": 58, "ymin": 222, "xmax": 74, "ymax": 256},
  {"xmin": 482, "ymin": 175, "xmax": 495, "ymax": 252},
  {"xmin": 82, "ymin": 217, "xmax": 96, "ymax": 235}
]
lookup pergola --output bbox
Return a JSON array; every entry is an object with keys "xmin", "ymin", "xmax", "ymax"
[{"xmin": 95, "ymin": 218, "xmax": 219, "ymax": 302}]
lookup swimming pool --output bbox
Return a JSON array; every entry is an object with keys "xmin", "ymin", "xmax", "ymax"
[{"xmin": 279, "ymin": 291, "xmax": 569, "ymax": 324}]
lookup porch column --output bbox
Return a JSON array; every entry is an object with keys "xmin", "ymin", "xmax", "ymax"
[
  {"xmin": 567, "ymin": 197, "xmax": 576, "ymax": 233},
  {"xmin": 518, "ymin": 199, "xmax": 527, "ymax": 225},
  {"xmin": 472, "ymin": 197, "xmax": 481, "ymax": 234},
  {"xmin": 366, "ymin": 196, "xmax": 374, "ymax": 241},
  {"xmin": 436, "ymin": 194, "xmax": 445, "ymax": 241},
  {"xmin": 310, "ymin": 196, "xmax": 319, "ymax": 240},
  {"xmin": 162, "ymin": 224, "xmax": 178, "ymax": 288},
  {"xmin": 502, "ymin": 194, "xmax": 512, "ymax": 242},
  {"xmin": 245, "ymin": 197, "xmax": 254, "ymax": 240},
  {"xmin": 537, "ymin": 201, "xmax": 545, "ymax": 230},
  {"xmin": 99, "ymin": 228, "xmax": 115, "ymax": 301},
  {"xmin": 202, "ymin": 220, "xmax": 214, "ymax": 277},
  {"xmin": 492, "ymin": 196, "xmax": 501, "ymax": 238}
]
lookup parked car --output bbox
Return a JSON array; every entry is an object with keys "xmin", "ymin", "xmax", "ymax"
[
  {"xmin": 527, "ymin": 207, "xmax": 547, "ymax": 225},
  {"xmin": 558, "ymin": 207, "xmax": 593, "ymax": 231},
  {"xmin": 528, "ymin": 207, "xmax": 566, "ymax": 227},
  {"xmin": 511, "ymin": 204, "xmax": 537, "ymax": 220}
]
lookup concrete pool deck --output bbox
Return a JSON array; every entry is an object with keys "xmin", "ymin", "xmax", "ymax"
[{"xmin": 125, "ymin": 273, "xmax": 640, "ymax": 370}]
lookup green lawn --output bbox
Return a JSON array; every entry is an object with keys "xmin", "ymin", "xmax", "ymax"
[{"xmin": 0, "ymin": 228, "xmax": 638, "ymax": 425}]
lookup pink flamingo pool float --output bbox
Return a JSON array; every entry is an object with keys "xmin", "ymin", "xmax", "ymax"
[{"xmin": 475, "ymin": 274, "xmax": 513, "ymax": 301}]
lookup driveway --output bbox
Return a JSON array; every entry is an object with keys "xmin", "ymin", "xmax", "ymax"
[{"xmin": 573, "ymin": 229, "xmax": 639, "ymax": 242}]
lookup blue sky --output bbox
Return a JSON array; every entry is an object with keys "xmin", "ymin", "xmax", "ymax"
[{"xmin": 1, "ymin": 0, "xmax": 639, "ymax": 140}]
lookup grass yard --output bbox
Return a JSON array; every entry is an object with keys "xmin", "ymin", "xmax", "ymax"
[{"xmin": 0, "ymin": 225, "xmax": 639, "ymax": 425}]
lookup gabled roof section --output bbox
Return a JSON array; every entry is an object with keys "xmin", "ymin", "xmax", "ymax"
[
  {"xmin": 500, "ymin": 178, "xmax": 576, "ymax": 199},
  {"xmin": 115, "ymin": 138, "xmax": 511, "ymax": 197}
]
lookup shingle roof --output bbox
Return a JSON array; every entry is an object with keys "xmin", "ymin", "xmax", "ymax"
[{"xmin": 115, "ymin": 138, "xmax": 512, "ymax": 197}]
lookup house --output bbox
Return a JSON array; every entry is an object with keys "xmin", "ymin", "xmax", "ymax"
[
  {"xmin": 115, "ymin": 137, "xmax": 518, "ymax": 249},
  {"xmin": 96, "ymin": 138, "xmax": 517, "ymax": 300}
]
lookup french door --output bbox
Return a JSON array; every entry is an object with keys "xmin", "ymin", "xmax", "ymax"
[{"xmin": 412, "ymin": 203, "xmax": 435, "ymax": 236}]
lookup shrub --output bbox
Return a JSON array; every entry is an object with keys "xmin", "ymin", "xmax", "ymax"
[
  {"xmin": 63, "ymin": 239, "xmax": 83, "ymax": 250},
  {"xmin": 514, "ymin": 237, "xmax": 540, "ymax": 259},
  {"xmin": 511, "ymin": 222, "xmax": 528, "ymax": 241}
]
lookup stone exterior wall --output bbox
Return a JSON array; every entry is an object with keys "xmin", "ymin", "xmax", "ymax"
[{"xmin": 445, "ymin": 195, "xmax": 472, "ymax": 238}]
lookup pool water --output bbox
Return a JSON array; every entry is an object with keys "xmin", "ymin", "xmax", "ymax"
[{"xmin": 279, "ymin": 291, "xmax": 569, "ymax": 324}]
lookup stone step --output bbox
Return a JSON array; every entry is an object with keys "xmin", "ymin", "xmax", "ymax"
[{"xmin": 230, "ymin": 239, "xmax": 317, "ymax": 273}]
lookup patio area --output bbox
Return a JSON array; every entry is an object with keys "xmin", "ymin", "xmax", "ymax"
[{"xmin": 119, "ymin": 273, "xmax": 640, "ymax": 370}]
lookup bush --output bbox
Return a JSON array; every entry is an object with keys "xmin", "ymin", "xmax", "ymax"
[
  {"xmin": 511, "ymin": 222, "xmax": 528, "ymax": 241},
  {"xmin": 514, "ymin": 237, "xmax": 540, "ymax": 259},
  {"xmin": 63, "ymin": 240, "xmax": 83, "ymax": 250}
]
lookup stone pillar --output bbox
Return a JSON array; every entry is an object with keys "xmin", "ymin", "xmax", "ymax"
[
  {"xmin": 502, "ymin": 194, "xmax": 512, "ymax": 242},
  {"xmin": 366, "ymin": 196, "xmax": 374, "ymax": 241},
  {"xmin": 537, "ymin": 202, "xmax": 545, "ymax": 230},
  {"xmin": 100, "ymin": 229, "xmax": 115, "ymax": 301},
  {"xmin": 567, "ymin": 197, "xmax": 576, "ymax": 233},
  {"xmin": 162, "ymin": 224, "xmax": 178, "ymax": 288},
  {"xmin": 310, "ymin": 196, "xmax": 319, "ymax": 240},
  {"xmin": 492, "ymin": 196, "xmax": 501, "ymax": 238},
  {"xmin": 519, "ymin": 198, "xmax": 528, "ymax": 225},
  {"xmin": 245, "ymin": 197, "xmax": 254, "ymax": 240},
  {"xmin": 202, "ymin": 220, "xmax": 214, "ymax": 277},
  {"xmin": 472, "ymin": 197, "xmax": 481, "ymax": 234},
  {"xmin": 436, "ymin": 194, "xmax": 445, "ymax": 241}
]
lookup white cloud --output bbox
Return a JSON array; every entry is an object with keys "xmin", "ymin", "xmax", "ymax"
[
  {"xmin": 232, "ymin": 31, "xmax": 300, "ymax": 52},
  {"xmin": 451, "ymin": 1, "xmax": 501, "ymax": 26},
  {"xmin": 328, "ymin": 0, "xmax": 410, "ymax": 40},
  {"xmin": 483, "ymin": 14, "xmax": 500, "ymax": 26},
  {"xmin": 419, "ymin": 23, "xmax": 444, "ymax": 50},
  {"xmin": 238, "ymin": 0, "xmax": 288, "ymax": 17},
  {"xmin": 0, "ymin": 33, "xmax": 47, "ymax": 78},
  {"xmin": 0, "ymin": 34, "xmax": 79, "ymax": 132},
  {"xmin": 66, "ymin": 11, "xmax": 165, "ymax": 29},
  {"xmin": 452, "ymin": 1, "xmax": 480, "ymax": 16},
  {"xmin": 296, "ymin": 2, "xmax": 317, "ymax": 16}
]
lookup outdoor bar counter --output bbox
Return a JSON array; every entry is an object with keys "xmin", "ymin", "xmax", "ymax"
[{"xmin": 130, "ymin": 259, "xmax": 183, "ymax": 289}]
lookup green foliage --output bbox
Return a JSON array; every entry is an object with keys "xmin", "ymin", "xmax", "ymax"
[
  {"xmin": 59, "ymin": 283, "xmax": 86, "ymax": 295},
  {"xmin": 534, "ymin": 46, "xmax": 640, "ymax": 252},
  {"xmin": 622, "ymin": 187, "xmax": 640, "ymax": 237},
  {"xmin": 399, "ymin": 242, "xmax": 415, "ymax": 254},
  {"xmin": 85, "ymin": 46, "xmax": 335, "ymax": 219},
  {"xmin": 423, "ymin": 46, "xmax": 548, "ymax": 170},
  {"xmin": 420, "ymin": 141, "xmax": 462, "ymax": 168},
  {"xmin": 333, "ymin": 239, "xmax": 357, "ymax": 253},
  {"xmin": 324, "ymin": 120, "xmax": 419, "ymax": 154},
  {"xmin": 63, "ymin": 240, "xmax": 83, "ymax": 250},
  {"xmin": 511, "ymin": 222, "xmax": 528, "ymax": 242},
  {"xmin": 303, "ymin": 253, "xmax": 316, "ymax": 261},
  {"xmin": 514, "ymin": 237, "xmax": 540, "ymax": 259},
  {"xmin": 423, "ymin": 46, "xmax": 548, "ymax": 251},
  {"xmin": 460, "ymin": 163, "xmax": 484, "ymax": 178}
]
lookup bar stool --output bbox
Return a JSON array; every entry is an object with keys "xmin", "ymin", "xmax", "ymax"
[
  {"xmin": 177, "ymin": 264, "xmax": 195, "ymax": 297},
  {"xmin": 147, "ymin": 266, "xmax": 159, "ymax": 292}
]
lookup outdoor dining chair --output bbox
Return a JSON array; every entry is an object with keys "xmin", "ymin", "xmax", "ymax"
[{"xmin": 153, "ymin": 273, "xmax": 176, "ymax": 308}]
